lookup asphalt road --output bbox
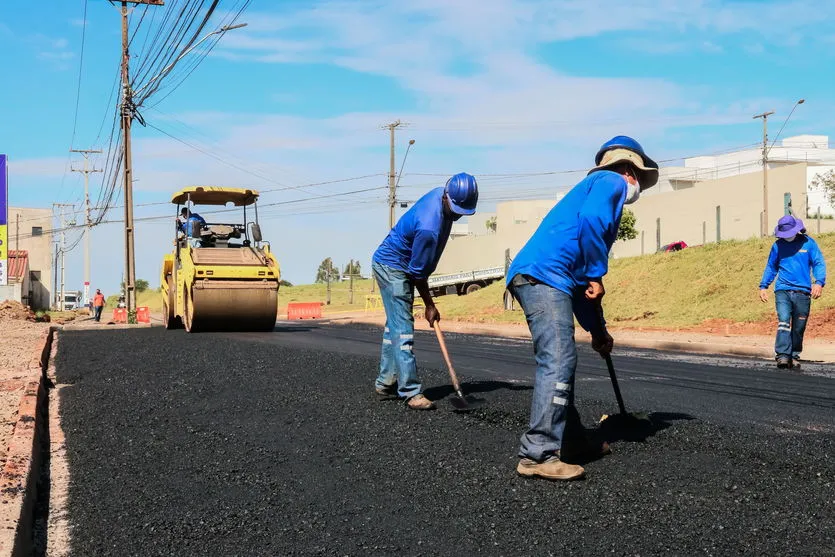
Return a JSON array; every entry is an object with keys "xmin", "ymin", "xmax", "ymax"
[{"xmin": 53, "ymin": 322, "xmax": 834, "ymax": 556}]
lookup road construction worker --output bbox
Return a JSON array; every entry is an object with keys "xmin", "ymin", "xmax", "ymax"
[
  {"xmin": 178, "ymin": 208, "xmax": 206, "ymax": 248},
  {"xmin": 506, "ymin": 136, "xmax": 658, "ymax": 481},
  {"xmin": 371, "ymin": 173, "xmax": 479, "ymax": 410},
  {"xmin": 92, "ymin": 289, "xmax": 106, "ymax": 322},
  {"xmin": 759, "ymin": 214, "xmax": 826, "ymax": 369}
]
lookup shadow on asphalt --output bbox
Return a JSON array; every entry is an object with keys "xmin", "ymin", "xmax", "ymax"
[
  {"xmin": 271, "ymin": 324, "xmax": 320, "ymax": 333},
  {"xmin": 598, "ymin": 411, "xmax": 696, "ymax": 443},
  {"xmin": 423, "ymin": 380, "xmax": 533, "ymax": 401}
]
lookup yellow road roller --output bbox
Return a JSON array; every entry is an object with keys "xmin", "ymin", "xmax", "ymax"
[{"xmin": 161, "ymin": 186, "xmax": 280, "ymax": 332}]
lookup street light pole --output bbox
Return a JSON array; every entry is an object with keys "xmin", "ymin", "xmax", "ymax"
[
  {"xmin": 754, "ymin": 98, "xmax": 805, "ymax": 237},
  {"xmin": 71, "ymin": 148, "xmax": 102, "ymax": 309}
]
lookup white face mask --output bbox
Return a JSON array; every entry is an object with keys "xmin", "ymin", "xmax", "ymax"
[{"xmin": 624, "ymin": 180, "xmax": 641, "ymax": 205}]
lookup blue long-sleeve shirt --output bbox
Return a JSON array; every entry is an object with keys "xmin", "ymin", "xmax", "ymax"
[
  {"xmin": 178, "ymin": 213, "xmax": 206, "ymax": 236},
  {"xmin": 507, "ymin": 170, "xmax": 627, "ymax": 332},
  {"xmin": 373, "ymin": 187, "xmax": 453, "ymax": 280},
  {"xmin": 759, "ymin": 235, "xmax": 826, "ymax": 292}
]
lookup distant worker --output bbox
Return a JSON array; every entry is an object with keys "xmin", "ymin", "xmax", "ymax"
[
  {"xmin": 92, "ymin": 289, "xmax": 106, "ymax": 323},
  {"xmin": 507, "ymin": 135, "xmax": 658, "ymax": 481},
  {"xmin": 759, "ymin": 214, "xmax": 826, "ymax": 369},
  {"xmin": 371, "ymin": 173, "xmax": 479, "ymax": 410},
  {"xmin": 178, "ymin": 207, "xmax": 206, "ymax": 248}
]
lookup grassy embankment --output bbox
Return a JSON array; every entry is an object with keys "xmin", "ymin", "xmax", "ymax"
[
  {"xmin": 281, "ymin": 233, "xmax": 835, "ymax": 329},
  {"xmin": 106, "ymin": 289, "xmax": 164, "ymax": 313}
]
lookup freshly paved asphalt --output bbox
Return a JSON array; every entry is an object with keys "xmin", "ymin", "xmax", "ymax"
[{"xmin": 54, "ymin": 322, "xmax": 834, "ymax": 556}]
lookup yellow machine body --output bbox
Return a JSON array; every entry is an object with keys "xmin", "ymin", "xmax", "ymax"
[{"xmin": 161, "ymin": 187, "xmax": 280, "ymax": 332}]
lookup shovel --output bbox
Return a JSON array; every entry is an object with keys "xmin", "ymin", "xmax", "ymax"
[{"xmin": 432, "ymin": 321, "xmax": 483, "ymax": 411}]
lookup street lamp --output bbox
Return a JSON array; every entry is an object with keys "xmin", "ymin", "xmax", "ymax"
[
  {"xmin": 133, "ymin": 22, "xmax": 249, "ymax": 98},
  {"xmin": 394, "ymin": 139, "xmax": 416, "ymax": 191},
  {"xmin": 754, "ymin": 98, "xmax": 805, "ymax": 236}
]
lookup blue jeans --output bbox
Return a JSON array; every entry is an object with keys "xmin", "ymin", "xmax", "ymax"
[
  {"xmin": 775, "ymin": 290, "xmax": 811, "ymax": 359},
  {"xmin": 373, "ymin": 261, "xmax": 421, "ymax": 399},
  {"xmin": 94, "ymin": 306, "xmax": 103, "ymax": 322},
  {"xmin": 509, "ymin": 279, "xmax": 579, "ymax": 462}
]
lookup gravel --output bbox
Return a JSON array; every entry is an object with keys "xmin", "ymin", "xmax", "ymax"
[{"xmin": 55, "ymin": 327, "xmax": 835, "ymax": 556}]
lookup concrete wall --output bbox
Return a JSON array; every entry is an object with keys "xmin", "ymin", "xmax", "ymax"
[
  {"xmin": 613, "ymin": 163, "xmax": 810, "ymax": 257},
  {"xmin": 7, "ymin": 207, "xmax": 53, "ymax": 310},
  {"xmin": 0, "ymin": 283, "xmax": 23, "ymax": 304}
]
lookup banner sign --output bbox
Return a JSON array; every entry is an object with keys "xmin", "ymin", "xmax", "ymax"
[{"xmin": 0, "ymin": 155, "xmax": 7, "ymax": 286}]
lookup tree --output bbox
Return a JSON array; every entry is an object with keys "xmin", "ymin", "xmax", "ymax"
[
  {"xmin": 810, "ymin": 170, "xmax": 835, "ymax": 210},
  {"xmin": 315, "ymin": 258, "xmax": 340, "ymax": 283},
  {"xmin": 120, "ymin": 279, "xmax": 151, "ymax": 293},
  {"xmin": 617, "ymin": 209, "xmax": 639, "ymax": 241},
  {"xmin": 343, "ymin": 260, "xmax": 362, "ymax": 278},
  {"xmin": 485, "ymin": 216, "xmax": 497, "ymax": 233}
]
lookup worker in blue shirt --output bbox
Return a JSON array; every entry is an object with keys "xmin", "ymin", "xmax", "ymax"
[
  {"xmin": 372, "ymin": 173, "xmax": 479, "ymax": 410},
  {"xmin": 759, "ymin": 215, "xmax": 826, "ymax": 369},
  {"xmin": 506, "ymin": 136, "xmax": 658, "ymax": 481},
  {"xmin": 178, "ymin": 208, "xmax": 207, "ymax": 248}
]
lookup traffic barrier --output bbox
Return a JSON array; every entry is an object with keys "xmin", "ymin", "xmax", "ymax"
[
  {"xmin": 112, "ymin": 308, "xmax": 127, "ymax": 323},
  {"xmin": 136, "ymin": 306, "xmax": 151, "ymax": 323},
  {"xmin": 364, "ymin": 294, "xmax": 383, "ymax": 312},
  {"xmin": 287, "ymin": 302, "xmax": 323, "ymax": 320}
]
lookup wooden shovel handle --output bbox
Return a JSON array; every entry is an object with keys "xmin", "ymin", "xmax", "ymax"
[{"xmin": 432, "ymin": 321, "xmax": 462, "ymax": 392}]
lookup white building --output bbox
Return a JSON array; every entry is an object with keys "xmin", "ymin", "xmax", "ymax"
[{"xmin": 654, "ymin": 134, "xmax": 835, "ymax": 216}]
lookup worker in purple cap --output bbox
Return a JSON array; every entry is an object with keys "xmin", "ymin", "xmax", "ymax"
[{"xmin": 759, "ymin": 214, "xmax": 827, "ymax": 369}]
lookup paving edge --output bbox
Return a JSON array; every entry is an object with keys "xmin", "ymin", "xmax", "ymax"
[
  {"xmin": 329, "ymin": 315, "xmax": 835, "ymax": 363},
  {"xmin": 0, "ymin": 326, "xmax": 55, "ymax": 557}
]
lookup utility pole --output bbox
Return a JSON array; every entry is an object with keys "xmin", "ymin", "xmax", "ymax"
[
  {"xmin": 348, "ymin": 259, "xmax": 354, "ymax": 305},
  {"xmin": 753, "ymin": 110, "xmax": 774, "ymax": 237},
  {"xmin": 116, "ymin": 0, "xmax": 164, "ymax": 313},
  {"xmin": 385, "ymin": 120, "xmax": 404, "ymax": 229},
  {"xmin": 71, "ymin": 148, "xmax": 102, "ymax": 309},
  {"xmin": 52, "ymin": 203, "xmax": 74, "ymax": 311}
]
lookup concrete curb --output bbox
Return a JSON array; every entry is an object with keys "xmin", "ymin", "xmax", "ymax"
[
  {"xmin": 328, "ymin": 315, "xmax": 835, "ymax": 363},
  {"xmin": 0, "ymin": 327, "xmax": 54, "ymax": 556}
]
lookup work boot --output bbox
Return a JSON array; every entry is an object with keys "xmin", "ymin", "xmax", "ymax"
[
  {"xmin": 406, "ymin": 394, "xmax": 436, "ymax": 410},
  {"xmin": 776, "ymin": 356, "xmax": 791, "ymax": 369},
  {"xmin": 516, "ymin": 456, "xmax": 585, "ymax": 481},
  {"xmin": 374, "ymin": 384, "xmax": 398, "ymax": 400}
]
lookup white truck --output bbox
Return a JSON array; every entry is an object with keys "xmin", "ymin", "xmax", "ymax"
[
  {"xmin": 61, "ymin": 290, "xmax": 83, "ymax": 311},
  {"xmin": 426, "ymin": 265, "xmax": 505, "ymax": 297}
]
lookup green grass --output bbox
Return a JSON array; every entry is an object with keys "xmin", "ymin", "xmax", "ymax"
[
  {"xmin": 105, "ymin": 289, "xmax": 164, "ymax": 313},
  {"xmin": 279, "ymin": 279, "xmax": 377, "ymax": 313},
  {"xmin": 283, "ymin": 233, "xmax": 835, "ymax": 329}
]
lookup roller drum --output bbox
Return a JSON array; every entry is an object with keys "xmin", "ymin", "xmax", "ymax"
[{"xmin": 187, "ymin": 280, "xmax": 278, "ymax": 332}]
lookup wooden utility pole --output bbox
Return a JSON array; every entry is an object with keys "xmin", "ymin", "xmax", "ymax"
[
  {"xmin": 71, "ymin": 148, "xmax": 102, "ymax": 309},
  {"xmin": 117, "ymin": 0, "xmax": 164, "ymax": 313},
  {"xmin": 753, "ymin": 110, "xmax": 774, "ymax": 237}
]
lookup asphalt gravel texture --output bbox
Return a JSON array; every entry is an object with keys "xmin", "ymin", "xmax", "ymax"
[{"xmin": 55, "ymin": 324, "xmax": 834, "ymax": 556}]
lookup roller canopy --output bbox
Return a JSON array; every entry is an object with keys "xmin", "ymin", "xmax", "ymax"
[{"xmin": 171, "ymin": 186, "xmax": 259, "ymax": 206}]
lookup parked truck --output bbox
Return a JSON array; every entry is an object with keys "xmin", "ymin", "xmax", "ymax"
[
  {"xmin": 61, "ymin": 290, "xmax": 82, "ymax": 311},
  {"xmin": 425, "ymin": 265, "xmax": 505, "ymax": 297}
]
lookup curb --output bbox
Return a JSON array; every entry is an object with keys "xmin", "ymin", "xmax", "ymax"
[
  {"xmin": 0, "ymin": 327, "xmax": 55, "ymax": 556},
  {"xmin": 330, "ymin": 315, "xmax": 835, "ymax": 363}
]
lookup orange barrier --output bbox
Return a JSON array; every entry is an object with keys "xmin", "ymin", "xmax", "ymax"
[
  {"xmin": 287, "ymin": 302, "xmax": 323, "ymax": 320},
  {"xmin": 112, "ymin": 308, "xmax": 128, "ymax": 323},
  {"xmin": 136, "ymin": 306, "xmax": 151, "ymax": 323}
]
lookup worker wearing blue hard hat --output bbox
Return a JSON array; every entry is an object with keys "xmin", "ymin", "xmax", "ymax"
[
  {"xmin": 372, "ymin": 173, "xmax": 479, "ymax": 410},
  {"xmin": 506, "ymin": 136, "xmax": 656, "ymax": 481}
]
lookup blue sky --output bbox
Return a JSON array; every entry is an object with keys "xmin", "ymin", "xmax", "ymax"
[{"xmin": 1, "ymin": 0, "xmax": 835, "ymax": 293}]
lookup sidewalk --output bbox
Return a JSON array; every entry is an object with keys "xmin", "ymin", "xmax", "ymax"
[{"xmin": 318, "ymin": 310, "xmax": 835, "ymax": 364}]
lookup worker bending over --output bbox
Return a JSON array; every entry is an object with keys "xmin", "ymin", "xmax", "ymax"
[
  {"xmin": 372, "ymin": 173, "xmax": 479, "ymax": 410},
  {"xmin": 507, "ymin": 136, "xmax": 658, "ymax": 481}
]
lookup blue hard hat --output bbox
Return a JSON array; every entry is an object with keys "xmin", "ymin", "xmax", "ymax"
[
  {"xmin": 594, "ymin": 135, "xmax": 658, "ymax": 170},
  {"xmin": 444, "ymin": 173, "xmax": 478, "ymax": 215}
]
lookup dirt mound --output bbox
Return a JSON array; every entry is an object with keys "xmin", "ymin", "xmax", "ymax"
[
  {"xmin": 0, "ymin": 301, "xmax": 36, "ymax": 322},
  {"xmin": 689, "ymin": 307, "xmax": 835, "ymax": 339}
]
